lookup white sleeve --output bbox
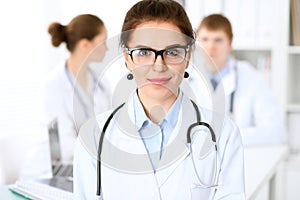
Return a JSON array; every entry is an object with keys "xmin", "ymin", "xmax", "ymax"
[
  {"xmin": 18, "ymin": 83, "xmax": 53, "ymax": 180},
  {"xmin": 43, "ymin": 77, "xmax": 77, "ymax": 163},
  {"xmin": 73, "ymin": 135, "xmax": 98, "ymax": 200},
  {"xmin": 240, "ymin": 73, "xmax": 287, "ymax": 146},
  {"xmin": 214, "ymin": 118, "xmax": 246, "ymax": 200},
  {"xmin": 57, "ymin": 107, "xmax": 77, "ymax": 163}
]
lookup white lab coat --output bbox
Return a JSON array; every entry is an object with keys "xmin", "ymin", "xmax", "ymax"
[
  {"xmin": 73, "ymin": 93, "xmax": 245, "ymax": 200},
  {"xmin": 188, "ymin": 57, "xmax": 287, "ymax": 146},
  {"xmin": 42, "ymin": 61, "xmax": 111, "ymax": 163}
]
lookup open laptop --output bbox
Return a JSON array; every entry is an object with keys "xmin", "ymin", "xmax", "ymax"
[
  {"xmin": 8, "ymin": 119, "xmax": 74, "ymax": 199},
  {"xmin": 48, "ymin": 119, "xmax": 73, "ymax": 178}
]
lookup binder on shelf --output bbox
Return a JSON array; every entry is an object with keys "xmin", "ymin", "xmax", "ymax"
[
  {"xmin": 291, "ymin": 0, "xmax": 300, "ymax": 45},
  {"xmin": 256, "ymin": 54, "xmax": 271, "ymax": 85},
  {"xmin": 287, "ymin": 113, "xmax": 300, "ymax": 153},
  {"xmin": 257, "ymin": 0, "xmax": 274, "ymax": 46}
]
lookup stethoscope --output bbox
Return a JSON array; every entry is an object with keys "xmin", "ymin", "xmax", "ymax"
[
  {"xmin": 228, "ymin": 62, "xmax": 238, "ymax": 114},
  {"xmin": 96, "ymin": 99, "xmax": 219, "ymax": 199}
]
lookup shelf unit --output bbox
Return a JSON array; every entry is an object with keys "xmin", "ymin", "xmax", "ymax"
[
  {"xmin": 232, "ymin": 49, "xmax": 272, "ymax": 86},
  {"xmin": 287, "ymin": 49, "xmax": 300, "ymax": 108},
  {"xmin": 286, "ymin": 0, "xmax": 300, "ymax": 159}
]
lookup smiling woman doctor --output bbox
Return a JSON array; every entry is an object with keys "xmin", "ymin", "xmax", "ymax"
[{"xmin": 73, "ymin": 1, "xmax": 245, "ymax": 200}]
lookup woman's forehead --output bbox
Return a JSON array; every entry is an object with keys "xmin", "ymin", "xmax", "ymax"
[{"xmin": 127, "ymin": 21, "xmax": 188, "ymax": 48}]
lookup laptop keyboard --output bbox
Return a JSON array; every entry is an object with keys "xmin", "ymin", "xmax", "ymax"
[{"xmin": 10, "ymin": 180, "xmax": 73, "ymax": 200}]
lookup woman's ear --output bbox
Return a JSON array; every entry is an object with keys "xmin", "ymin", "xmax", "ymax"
[
  {"xmin": 77, "ymin": 38, "xmax": 93, "ymax": 52},
  {"xmin": 123, "ymin": 49, "xmax": 129, "ymax": 61},
  {"xmin": 123, "ymin": 49, "xmax": 133, "ymax": 70},
  {"xmin": 186, "ymin": 61, "xmax": 190, "ymax": 69},
  {"xmin": 185, "ymin": 51, "xmax": 192, "ymax": 69}
]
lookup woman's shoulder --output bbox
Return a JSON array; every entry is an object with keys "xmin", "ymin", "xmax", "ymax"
[
  {"xmin": 187, "ymin": 102, "xmax": 242, "ymax": 157},
  {"xmin": 197, "ymin": 105, "xmax": 240, "ymax": 142},
  {"xmin": 95, "ymin": 109, "xmax": 117, "ymax": 127},
  {"xmin": 182, "ymin": 92, "xmax": 237, "ymax": 133},
  {"xmin": 77, "ymin": 110, "xmax": 115, "ymax": 159},
  {"xmin": 43, "ymin": 62, "xmax": 74, "ymax": 99}
]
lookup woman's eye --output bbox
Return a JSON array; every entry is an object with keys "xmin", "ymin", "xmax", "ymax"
[
  {"xmin": 166, "ymin": 49, "xmax": 179, "ymax": 56},
  {"xmin": 137, "ymin": 49, "xmax": 151, "ymax": 56}
]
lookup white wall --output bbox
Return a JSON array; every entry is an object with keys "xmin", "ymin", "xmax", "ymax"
[
  {"xmin": 0, "ymin": 0, "xmax": 140, "ymax": 139},
  {"xmin": 0, "ymin": 0, "xmax": 142, "ymax": 184},
  {"xmin": 0, "ymin": 0, "xmax": 47, "ymax": 138}
]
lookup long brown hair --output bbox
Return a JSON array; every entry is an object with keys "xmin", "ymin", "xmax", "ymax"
[{"xmin": 48, "ymin": 14, "xmax": 105, "ymax": 52}]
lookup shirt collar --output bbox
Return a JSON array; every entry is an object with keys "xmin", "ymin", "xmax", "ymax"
[
  {"xmin": 210, "ymin": 58, "xmax": 231, "ymax": 81},
  {"xmin": 218, "ymin": 60, "xmax": 230, "ymax": 78},
  {"xmin": 162, "ymin": 91, "xmax": 182, "ymax": 128}
]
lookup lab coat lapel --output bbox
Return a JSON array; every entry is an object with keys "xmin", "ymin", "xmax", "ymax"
[
  {"xmin": 220, "ymin": 58, "xmax": 237, "ymax": 97},
  {"xmin": 102, "ymin": 99, "xmax": 154, "ymax": 174},
  {"xmin": 155, "ymin": 96, "xmax": 196, "ymax": 186}
]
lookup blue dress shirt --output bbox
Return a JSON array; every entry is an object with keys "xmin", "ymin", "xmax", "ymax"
[
  {"xmin": 132, "ymin": 91, "xmax": 183, "ymax": 171},
  {"xmin": 210, "ymin": 59, "xmax": 230, "ymax": 90}
]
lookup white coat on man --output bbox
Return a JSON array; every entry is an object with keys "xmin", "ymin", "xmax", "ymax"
[{"xmin": 187, "ymin": 56, "xmax": 287, "ymax": 146}]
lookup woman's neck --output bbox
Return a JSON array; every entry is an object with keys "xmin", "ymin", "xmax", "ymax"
[
  {"xmin": 137, "ymin": 91, "xmax": 177, "ymax": 124},
  {"xmin": 67, "ymin": 56, "xmax": 88, "ymax": 91}
]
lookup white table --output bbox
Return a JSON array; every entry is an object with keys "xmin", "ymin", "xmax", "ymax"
[{"xmin": 244, "ymin": 145, "xmax": 289, "ymax": 200}]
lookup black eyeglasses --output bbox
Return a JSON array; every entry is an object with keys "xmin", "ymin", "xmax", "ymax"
[{"xmin": 125, "ymin": 45, "xmax": 190, "ymax": 65}]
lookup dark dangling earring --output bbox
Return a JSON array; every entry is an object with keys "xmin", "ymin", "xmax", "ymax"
[
  {"xmin": 125, "ymin": 62, "xmax": 133, "ymax": 80},
  {"xmin": 184, "ymin": 71, "xmax": 189, "ymax": 78},
  {"xmin": 127, "ymin": 73, "xmax": 133, "ymax": 80}
]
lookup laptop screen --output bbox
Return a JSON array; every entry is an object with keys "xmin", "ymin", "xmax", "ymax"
[{"xmin": 47, "ymin": 118, "xmax": 61, "ymax": 166}]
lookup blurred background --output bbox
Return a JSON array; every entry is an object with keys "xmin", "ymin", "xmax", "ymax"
[{"xmin": 0, "ymin": 0, "xmax": 299, "ymax": 199}]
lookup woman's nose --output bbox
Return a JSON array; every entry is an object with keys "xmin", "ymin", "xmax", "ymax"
[{"xmin": 153, "ymin": 55, "xmax": 167, "ymax": 72}]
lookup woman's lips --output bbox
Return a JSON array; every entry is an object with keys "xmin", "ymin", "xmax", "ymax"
[{"xmin": 148, "ymin": 77, "xmax": 171, "ymax": 85}]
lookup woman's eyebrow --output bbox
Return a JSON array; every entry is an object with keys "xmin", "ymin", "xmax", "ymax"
[
  {"xmin": 128, "ymin": 45, "xmax": 151, "ymax": 49},
  {"xmin": 131, "ymin": 43, "xmax": 186, "ymax": 49},
  {"xmin": 165, "ymin": 43, "xmax": 187, "ymax": 48}
]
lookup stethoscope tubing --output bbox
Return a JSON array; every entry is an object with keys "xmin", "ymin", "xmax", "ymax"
[
  {"xmin": 96, "ymin": 103, "xmax": 125, "ymax": 196},
  {"xmin": 229, "ymin": 63, "xmax": 238, "ymax": 114}
]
